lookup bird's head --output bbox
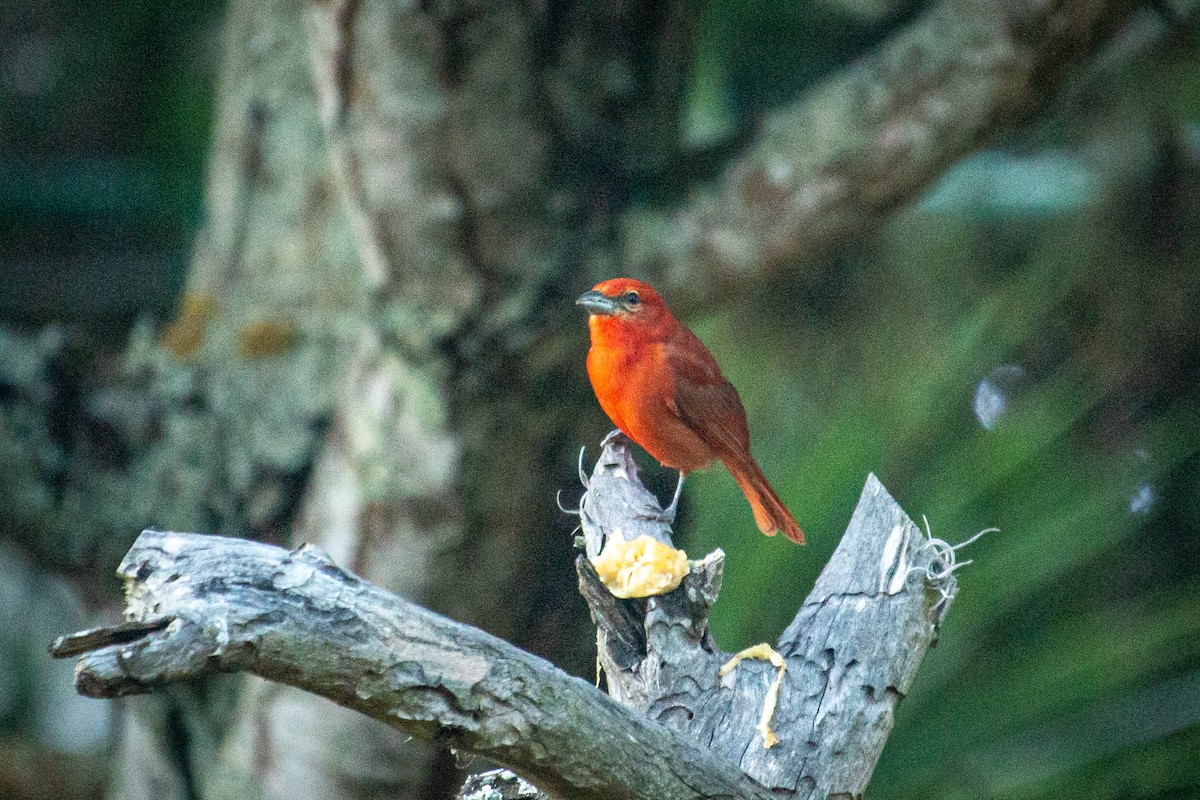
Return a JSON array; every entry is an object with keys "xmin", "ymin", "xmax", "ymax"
[{"xmin": 576, "ymin": 279, "xmax": 671, "ymax": 333}]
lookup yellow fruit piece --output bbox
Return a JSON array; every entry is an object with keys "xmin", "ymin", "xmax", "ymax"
[
  {"xmin": 589, "ymin": 535, "xmax": 689, "ymax": 599},
  {"xmin": 720, "ymin": 643, "xmax": 787, "ymax": 749}
]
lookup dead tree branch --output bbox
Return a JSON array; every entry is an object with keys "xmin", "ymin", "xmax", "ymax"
[
  {"xmin": 53, "ymin": 435, "xmax": 971, "ymax": 799},
  {"xmin": 570, "ymin": 437, "xmax": 964, "ymax": 796},
  {"xmin": 50, "ymin": 529, "xmax": 777, "ymax": 800}
]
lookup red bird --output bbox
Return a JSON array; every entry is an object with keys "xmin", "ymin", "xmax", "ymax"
[{"xmin": 577, "ymin": 278, "xmax": 804, "ymax": 543}]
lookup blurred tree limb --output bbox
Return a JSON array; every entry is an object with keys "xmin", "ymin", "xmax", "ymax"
[
  {"xmin": 629, "ymin": 0, "xmax": 1189, "ymax": 308},
  {"xmin": 2, "ymin": 0, "xmax": 1185, "ymax": 582}
]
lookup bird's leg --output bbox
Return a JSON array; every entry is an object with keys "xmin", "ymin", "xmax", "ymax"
[{"xmin": 661, "ymin": 471, "xmax": 685, "ymax": 524}]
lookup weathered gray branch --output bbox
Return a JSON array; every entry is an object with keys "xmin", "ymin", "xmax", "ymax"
[
  {"xmin": 53, "ymin": 435, "xmax": 969, "ymax": 800},
  {"xmin": 14, "ymin": 0, "xmax": 1062, "ymax": 794},
  {"xmin": 51, "ymin": 528, "xmax": 778, "ymax": 800},
  {"xmin": 572, "ymin": 437, "xmax": 962, "ymax": 797}
]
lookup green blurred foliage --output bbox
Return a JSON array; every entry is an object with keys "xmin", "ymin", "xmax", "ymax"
[
  {"xmin": 687, "ymin": 0, "xmax": 916, "ymax": 143},
  {"xmin": 679, "ymin": 110, "xmax": 1200, "ymax": 800},
  {"xmin": 0, "ymin": 0, "xmax": 222, "ymax": 767},
  {"xmin": 685, "ymin": 228, "xmax": 1200, "ymax": 796},
  {"xmin": 671, "ymin": 7, "xmax": 1200, "ymax": 799}
]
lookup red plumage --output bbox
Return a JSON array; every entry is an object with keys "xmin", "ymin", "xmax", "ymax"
[{"xmin": 577, "ymin": 278, "xmax": 804, "ymax": 544}]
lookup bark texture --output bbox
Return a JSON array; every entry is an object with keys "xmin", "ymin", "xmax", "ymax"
[
  {"xmin": 54, "ymin": 531, "xmax": 777, "ymax": 800},
  {"xmin": 575, "ymin": 439, "xmax": 960, "ymax": 797},
  {"xmin": 53, "ymin": 439, "xmax": 967, "ymax": 799}
]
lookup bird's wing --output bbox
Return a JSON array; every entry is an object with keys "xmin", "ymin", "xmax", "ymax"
[{"xmin": 661, "ymin": 331, "xmax": 752, "ymax": 462}]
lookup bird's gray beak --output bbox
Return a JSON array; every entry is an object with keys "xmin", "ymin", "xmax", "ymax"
[{"xmin": 576, "ymin": 290, "xmax": 620, "ymax": 316}]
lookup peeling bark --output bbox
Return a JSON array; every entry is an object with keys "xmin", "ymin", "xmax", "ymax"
[
  {"xmin": 574, "ymin": 438, "xmax": 961, "ymax": 797},
  {"xmin": 52, "ymin": 528, "xmax": 779, "ymax": 800},
  {"xmin": 53, "ymin": 449, "xmax": 966, "ymax": 799}
]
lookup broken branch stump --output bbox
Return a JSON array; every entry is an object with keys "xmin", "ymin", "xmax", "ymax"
[{"xmin": 570, "ymin": 436, "xmax": 965, "ymax": 797}]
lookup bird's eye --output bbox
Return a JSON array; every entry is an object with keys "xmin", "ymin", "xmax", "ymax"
[{"xmin": 624, "ymin": 291, "xmax": 640, "ymax": 306}]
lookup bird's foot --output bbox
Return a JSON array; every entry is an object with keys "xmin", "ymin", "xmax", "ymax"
[
  {"xmin": 635, "ymin": 472, "xmax": 684, "ymax": 526},
  {"xmin": 556, "ymin": 489, "xmax": 583, "ymax": 516},
  {"xmin": 662, "ymin": 472, "xmax": 685, "ymax": 523},
  {"xmin": 576, "ymin": 445, "xmax": 590, "ymax": 488},
  {"xmin": 601, "ymin": 429, "xmax": 631, "ymax": 448}
]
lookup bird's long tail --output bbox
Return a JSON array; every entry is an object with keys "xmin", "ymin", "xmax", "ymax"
[{"xmin": 725, "ymin": 457, "xmax": 805, "ymax": 544}]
